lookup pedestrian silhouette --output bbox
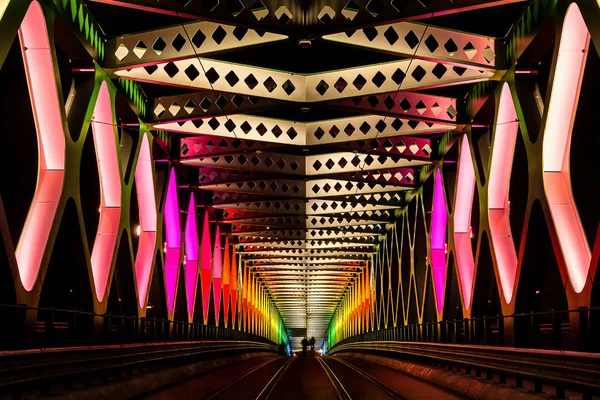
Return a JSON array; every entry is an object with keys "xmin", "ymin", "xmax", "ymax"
[
  {"xmin": 310, "ymin": 336, "xmax": 315, "ymax": 351},
  {"xmin": 301, "ymin": 337, "xmax": 309, "ymax": 356}
]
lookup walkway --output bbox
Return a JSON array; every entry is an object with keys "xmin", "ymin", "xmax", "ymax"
[{"xmin": 144, "ymin": 355, "xmax": 462, "ymax": 400}]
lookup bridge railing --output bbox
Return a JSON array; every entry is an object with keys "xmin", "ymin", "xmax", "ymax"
[
  {"xmin": 332, "ymin": 307, "xmax": 600, "ymax": 353},
  {"xmin": 0, "ymin": 304, "xmax": 274, "ymax": 350}
]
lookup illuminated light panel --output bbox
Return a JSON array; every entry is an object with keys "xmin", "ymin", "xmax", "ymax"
[
  {"xmin": 430, "ymin": 169, "xmax": 447, "ymax": 314},
  {"xmin": 453, "ymin": 135, "xmax": 476, "ymax": 310},
  {"xmin": 542, "ymin": 4, "xmax": 591, "ymax": 293},
  {"xmin": 0, "ymin": 0, "xmax": 9, "ymax": 21},
  {"xmin": 134, "ymin": 134, "xmax": 158, "ymax": 308},
  {"xmin": 15, "ymin": 1, "xmax": 66, "ymax": 291},
  {"xmin": 488, "ymin": 83, "xmax": 519, "ymax": 304},
  {"xmin": 222, "ymin": 237, "xmax": 231, "ymax": 327},
  {"xmin": 230, "ymin": 245, "xmax": 238, "ymax": 325},
  {"xmin": 184, "ymin": 193, "xmax": 199, "ymax": 316},
  {"xmin": 164, "ymin": 168, "xmax": 181, "ymax": 313},
  {"xmin": 89, "ymin": 82, "xmax": 122, "ymax": 302},
  {"xmin": 200, "ymin": 210, "xmax": 212, "ymax": 324},
  {"xmin": 213, "ymin": 225, "xmax": 223, "ymax": 324}
]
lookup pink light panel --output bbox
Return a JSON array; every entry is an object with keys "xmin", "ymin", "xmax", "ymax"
[
  {"xmin": 90, "ymin": 82, "xmax": 122, "ymax": 302},
  {"xmin": 542, "ymin": 3, "xmax": 591, "ymax": 293},
  {"xmin": 230, "ymin": 245, "xmax": 238, "ymax": 326},
  {"xmin": 16, "ymin": 1, "xmax": 66, "ymax": 291},
  {"xmin": 200, "ymin": 210, "xmax": 212, "ymax": 324},
  {"xmin": 184, "ymin": 193, "xmax": 199, "ymax": 317},
  {"xmin": 222, "ymin": 237, "xmax": 231, "ymax": 327},
  {"xmin": 134, "ymin": 134, "xmax": 157, "ymax": 308},
  {"xmin": 430, "ymin": 169, "xmax": 447, "ymax": 314},
  {"xmin": 488, "ymin": 82, "xmax": 519, "ymax": 304},
  {"xmin": 212, "ymin": 225, "xmax": 223, "ymax": 325},
  {"xmin": 164, "ymin": 168, "xmax": 181, "ymax": 313},
  {"xmin": 453, "ymin": 135, "xmax": 476, "ymax": 310}
]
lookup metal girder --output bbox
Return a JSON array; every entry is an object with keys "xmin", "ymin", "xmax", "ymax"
[
  {"xmin": 89, "ymin": 0, "xmax": 526, "ymax": 36},
  {"xmin": 152, "ymin": 91, "xmax": 289, "ymax": 123},
  {"xmin": 199, "ymin": 178, "xmax": 410, "ymax": 198},
  {"xmin": 241, "ymin": 241, "xmax": 376, "ymax": 250},
  {"xmin": 163, "ymin": 113, "xmax": 454, "ymax": 143},
  {"xmin": 324, "ymin": 90, "xmax": 459, "ymax": 120},
  {"xmin": 323, "ymin": 22, "xmax": 497, "ymax": 70},
  {"xmin": 181, "ymin": 134, "xmax": 436, "ymax": 162},
  {"xmin": 115, "ymin": 58, "xmax": 495, "ymax": 102},
  {"xmin": 217, "ymin": 200, "xmax": 399, "ymax": 215},
  {"xmin": 108, "ymin": 21, "xmax": 287, "ymax": 68},
  {"xmin": 181, "ymin": 151, "xmax": 430, "ymax": 175}
]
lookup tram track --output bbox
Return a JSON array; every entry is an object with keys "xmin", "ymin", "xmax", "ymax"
[{"xmin": 317, "ymin": 356, "xmax": 407, "ymax": 400}]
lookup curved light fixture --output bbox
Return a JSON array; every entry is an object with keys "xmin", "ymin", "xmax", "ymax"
[
  {"xmin": 16, "ymin": 1, "xmax": 66, "ymax": 291},
  {"xmin": 164, "ymin": 168, "xmax": 181, "ymax": 313},
  {"xmin": 488, "ymin": 82, "xmax": 519, "ymax": 304},
  {"xmin": 430, "ymin": 169, "xmax": 447, "ymax": 314},
  {"xmin": 133, "ymin": 134, "xmax": 157, "ymax": 308},
  {"xmin": 542, "ymin": 3, "xmax": 591, "ymax": 293},
  {"xmin": 184, "ymin": 192, "xmax": 199, "ymax": 317},
  {"xmin": 453, "ymin": 135, "xmax": 476, "ymax": 310},
  {"xmin": 90, "ymin": 82, "xmax": 122, "ymax": 302}
]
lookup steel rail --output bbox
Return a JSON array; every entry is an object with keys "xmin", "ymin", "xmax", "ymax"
[
  {"xmin": 0, "ymin": 341, "xmax": 276, "ymax": 396},
  {"xmin": 329, "ymin": 357, "xmax": 406, "ymax": 400},
  {"xmin": 315, "ymin": 356, "xmax": 352, "ymax": 400},
  {"xmin": 328, "ymin": 341, "xmax": 600, "ymax": 396},
  {"xmin": 201, "ymin": 356, "xmax": 281, "ymax": 400},
  {"xmin": 256, "ymin": 356, "xmax": 296, "ymax": 400}
]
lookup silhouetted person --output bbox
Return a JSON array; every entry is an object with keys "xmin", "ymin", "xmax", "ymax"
[
  {"xmin": 310, "ymin": 336, "xmax": 315, "ymax": 351},
  {"xmin": 301, "ymin": 337, "xmax": 309, "ymax": 356}
]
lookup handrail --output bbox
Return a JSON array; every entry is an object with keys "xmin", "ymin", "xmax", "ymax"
[
  {"xmin": 329, "ymin": 307, "xmax": 600, "ymax": 353},
  {"xmin": 0, "ymin": 303, "xmax": 277, "ymax": 350},
  {"xmin": 327, "ymin": 341, "xmax": 600, "ymax": 397},
  {"xmin": 0, "ymin": 340, "xmax": 277, "ymax": 397}
]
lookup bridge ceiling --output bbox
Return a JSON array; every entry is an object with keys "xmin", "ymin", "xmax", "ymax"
[{"xmin": 87, "ymin": 0, "xmax": 526, "ymax": 344}]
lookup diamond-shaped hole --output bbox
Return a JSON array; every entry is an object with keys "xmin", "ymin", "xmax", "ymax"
[
  {"xmin": 363, "ymin": 27, "xmax": 378, "ymax": 42},
  {"xmin": 172, "ymin": 33, "xmax": 186, "ymax": 52},
  {"xmin": 164, "ymin": 62, "xmax": 179, "ymax": 78},
  {"xmin": 432, "ymin": 63, "xmax": 447, "ymax": 79},
  {"xmin": 245, "ymin": 74, "xmax": 258, "ymax": 89},
  {"xmin": 184, "ymin": 64, "xmax": 200, "ymax": 81},
  {"xmin": 463, "ymin": 42, "xmax": 477, "ymax": 59},
  {"xmin": 115, "ymin": 43, "xmax": 129, "ymax": 61},
  {"xmin": 200, "ymin": 97, "xmax": 212, "ymax": 111},
  {"xmin": 282, "ymin": 79, "xmax": 296, "ymax": 95},
  {"xmin": 233, "ymin": 27, "xmax": 248, "ymax": 40},
  {"xmin": 316, "ymin": 80, "xmax": 329, "ymax": 96},
  {"xmin": 353, "ymin": 74, "xmax": 367, "ymax": 90},
  {"xmin": 250, "ymin": 1, "xmax": 268, "ymax": 21},
  {"xmin": 191, "ymin": 30, "xmax": 206, "ymax": 48},
  {"xmin": 318, "ymin": 5, "xmax": 335, "ymax": 25},
  {"xmin": 444, "ymin": 38, "xmax": 458, "ymax": 56},
  {"xmin": 372, "ymin": 71, "xmax": 386, "ymax": 88},
  {"xmin": 133, "ymin": 41, "xmax": 147, "ymax": 58},
  {"xmin": 483, "ymin": 45, "xmax": 495, "ymax": 63},
  {"xmin": 411, "ymin": 65, "xmax": 426, "ymax": 82},
  {"xmin": 341, "ymin": 0, "xmax": 359, "ymax": 21},
  {"xmin": 263, "ymin": 77, "xmax": 277, "ymax": 92},
  {"xmin": 212, "ymin": 26, "xmax": 227, "ymax": 45},
  {"xmin": 205, "ymin": 67, "xmax": 220, "ymax": 84},
  {"xmin": 404, "ymin": 31, "xmax": 419, "ymax": 49},
  {"xmin": 152, "ymin": 37, "xmax": 167, "ymax": 55},
  {"xmin": 424, "ymin": 34, "xmax": 439, "ymax": 52},
  {"xmin": 275, "ymin": 5, "xmax": 292, "ymax": 24},
  {"xmin": 384, "ymin": 27, "xmax": 399, "ymax": 45},
  {"xmin": 225, "ymin": 71, "xmax": 239, "ymax": 87}
]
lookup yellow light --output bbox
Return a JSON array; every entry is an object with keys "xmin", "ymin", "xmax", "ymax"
[{"xmin": 135, "ymin": 224, "xmax": 141, "ymax": 237}]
